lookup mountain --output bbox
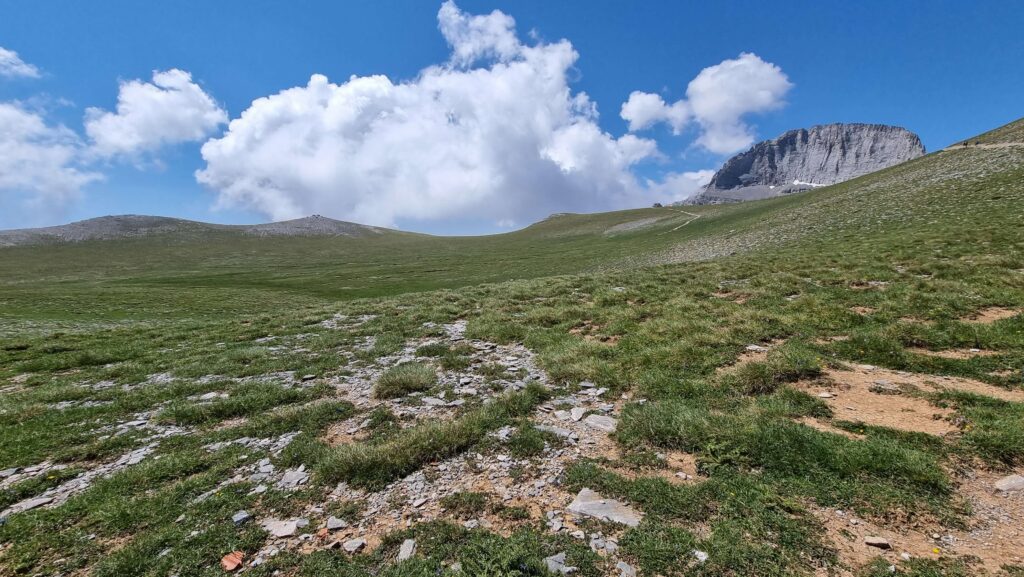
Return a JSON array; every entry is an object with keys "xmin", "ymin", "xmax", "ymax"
[
  {"xmin": 0, "ymin": 214, "xmax": 395, "ymax": 247},
  {"xmin": 688, "ymin": 123, "xmax": 925, "ymax": 204}
]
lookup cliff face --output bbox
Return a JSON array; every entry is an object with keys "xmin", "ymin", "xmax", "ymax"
[{"xmin": 695, "ymin": 123, "xmax": 925, "ymax": 203}]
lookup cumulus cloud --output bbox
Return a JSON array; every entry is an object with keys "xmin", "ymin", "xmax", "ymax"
[
  {"xmin": 621, "ymin": 91, "xmax": 690, "ymax": 133},
  {"xmin": 0, "ymin": 47, "xmax": 40, "ymax": 78},
  {"xmin": 85, "ymin": 69, "xmax": 227, "ymax": 159},
  {"xmin": 645, "ymin": 169, "xmax": 715, "ymax": 202},
  {"xmin": 622, "ymin": 53, "xmax": 792, "ymax": 154},
  {"xmin": 437, "ymin": 1, "xmax": 520, "ymax": 67},
  {"xmin": 0, "ymin": 102, "xmax": 101, "ymax": 216},
  {"xmin": 1, "ymin": 67, "xmax": 221, "ymax": 224},
  {"xmin": 197, "ymin": 1, "xmax": 671, "ymax": 228}
]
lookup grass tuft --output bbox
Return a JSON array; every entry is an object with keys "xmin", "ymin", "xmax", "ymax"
[{"xmin": 373, "ymin": 362, "xmax": 437, "ymax": 399}]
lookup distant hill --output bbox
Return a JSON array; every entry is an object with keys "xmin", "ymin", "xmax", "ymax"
[
  {"xmin": 687, "ymin": 123, "xmax": 925, "ymax": 205},
  {"xmin": 0, "ymin": 214, "xmax": 398, "ymax": 247}
]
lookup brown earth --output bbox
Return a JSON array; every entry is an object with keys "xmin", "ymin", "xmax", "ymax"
[
  {"xmin": 960, "ymin": 307, "xmax": 1020, "ymax": 324},
  {"xmin": 814, "ymin": 466, "xmax": 1024, "ymax": 575},
  {"xmin": 796, "ymin": 368, "xmax": 956, "ymax": 437}
]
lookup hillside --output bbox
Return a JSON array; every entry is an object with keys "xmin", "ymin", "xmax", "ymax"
[
  {"xmin": 0, "ymin": 118, "xmax": 1022, "ymax": 577},
  {"xmin": 0, "ymin": 214, "xmax": 396, "ymax": 247},
  {"xmin": 955, "ymin": 117, "xmax": 1024, "ymax": 145}
]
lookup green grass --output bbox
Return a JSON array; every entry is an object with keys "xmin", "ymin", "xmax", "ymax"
[
  {"xmin": 1, "ymin": 118, "xmax": 1023, "ymax": 575},
  {"xmin": 373, "ymin": 362, "xmax": 438, "ymax": 399},
  {"xmin": 317, "ymin": 383, "xmax": 547, "ymax": 489}
]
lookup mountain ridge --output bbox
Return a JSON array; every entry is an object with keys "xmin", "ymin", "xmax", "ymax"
[
  {"xmin": 688, "ymin": 122, "xmax": 925, "ymax": 204},
  {"xmin": 0, "ymin": 214, "xmax": 402, "ymax": 247}
]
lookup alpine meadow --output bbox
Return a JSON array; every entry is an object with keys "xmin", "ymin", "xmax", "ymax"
[{"xmin": 2, "ymin": 2, "xmax": 1024, "ymax": 577}]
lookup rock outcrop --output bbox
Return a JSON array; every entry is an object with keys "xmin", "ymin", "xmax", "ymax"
[{"xmin": 690, "ymin": 123, "xmax": 925, "ymax": 204}]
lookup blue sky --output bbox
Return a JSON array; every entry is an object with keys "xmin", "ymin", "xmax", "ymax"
[{"xmin": 1, "ymin": 1, "xmax": 1022, "ymax": 234}]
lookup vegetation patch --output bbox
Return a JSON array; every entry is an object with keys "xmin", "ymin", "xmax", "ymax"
[{"xmin": 373, "ymin": 362, "xmax": 437, "ymax": 399}]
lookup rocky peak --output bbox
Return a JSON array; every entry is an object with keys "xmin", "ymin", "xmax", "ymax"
[{"xmin": 693, "ymin": 123, "xmax": 925, "ymax": 204}]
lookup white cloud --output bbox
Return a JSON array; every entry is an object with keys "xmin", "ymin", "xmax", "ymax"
[
  {"xmin": 0, "ymin": 47, "xmax": 40, "ymax": 79},
  {"xmin": 197, "ymin": 2, "xmax": 668, "ymax": 228},
  {"xmin": 0, "ymin": 102, "xmax": 101, "ymax": 216},
  {"xmin": 621, "ymin": 91, "xmax": 689, "ymax": 133},
  {"xmin": 622, "ymin": 53, "xmax": 792, "ymax": 154},
  {"xmin": 85, "ymin": 69, "xmax": 227, "ymax": 159},
  {"xmin": 645, "ymin": 169, "xmax": 715, "ymax": 203},
  {"xmin": 437, "ymin": 0, "xmax": 520, "ymax": 67}
]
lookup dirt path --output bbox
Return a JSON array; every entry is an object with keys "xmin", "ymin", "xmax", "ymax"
[
  {"xmin": 659, "ymin": 207, "xmax": 703, "ymax": 233},
  {"xmin": 943, "ymin": 142, "xmax": 1024, "ymax": 151}
]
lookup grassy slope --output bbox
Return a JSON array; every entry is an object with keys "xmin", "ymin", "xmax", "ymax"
[
  {"xmin": 1, "ymin": 118, "xmax": 1023, "ymax": 576},
  {"xmin": 954, "ymin": 117, "xmax": 1024, "ymax": 145},
  {"xmin": 0, "ymin": 208, "xmax": 702, "ymax": 327}
]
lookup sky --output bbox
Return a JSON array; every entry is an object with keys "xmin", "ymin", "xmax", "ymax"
[{"xmin": 1, "ymin": 1, "xmax": 1022, "ymax": 235}]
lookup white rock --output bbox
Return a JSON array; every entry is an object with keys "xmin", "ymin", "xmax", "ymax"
[
  {"xmin": 544, "ymin": 552, "xmax": 577, "ymax": 574},
  {"xmin": 865, "ymin": 536, "xmax": 891, "ymax": 549},
  {"xmin": 277, "ymin": 468, "xmax": 308, "ymax": 489},
  {"xmin": 583, "ymin": 414, "xmax": 618, "ymax": 433},
  {"xmin": 994, "ymin": 474, "xmax": 1024, "ymax": 492},
  {"xmin": 343, "ymin": 538, "xmax": 366, "ymax": 553},
  {"xmin": 261, "ymin": 518, "xmax": 298, "ymax": 538},
  {"xmin": 536, "ymin": 425, "xmax": 577, "ymax": 440},
  {"xmin": 398, "ymin": 538, "xmax": 416, "ymax": 561},
  {"xmin": 567, "ymin": 488, "xmax": 643, "ymax": 527}
]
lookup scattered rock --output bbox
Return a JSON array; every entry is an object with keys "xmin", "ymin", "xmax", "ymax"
[
  {"xmin": 583, "ymin": 414, "xmax": 617, "ymax": 433},
  {"xmin": 397, "ymin": 538, "xmax": 416, "ymax": 561},
  {"xmin": 221, "ymin": 551, "xmax": 244, "ymax": 571},
  {"xmin": 544, "ymin": 552, "xmax": 577, "ymax": 574},
  {"xmin": 231, "ymin": 510, "xmax": 251, "ymax": 525},
  {"xmin": 261, "ymin": 518, "xmax": 299, "ymax": 538},
  {"xmin": 865, "ymin": 536, "xmax": 892, "ymax": 549},
  {"xmin": 277, "ymin": 467, "xmax": 308, "ymax": 489},
  {"xmin": 570, "ymin": 407, "xmax": 587, "ymax": 422},
  {"xmin": 567, "ymin": 488, "xmax": 643, "ymax": 527},
  {"xmin": 14, "ymin": 496, "xmax": 53, "ymax": 512},
  {"xmin": 693, "ymin": 549, "xmax": 709, "ymax": 563},
  {"xmin": 616, "ymin": 560, "xmax": 637, "ymax": 577},
  {"xmin": 343, "ymin": 538, "xmax": 366, "ymax": 553},
  {"xmin": 994, "ymin": 474, "xmax": 1024, "ymax": 493},
  {"xmin": 536, "ymin": 425, "xmax": 577, "ymax": 440},
  {"xmin": 326, "ymin": 516, "xmax": 348, "ymax": 530}
]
